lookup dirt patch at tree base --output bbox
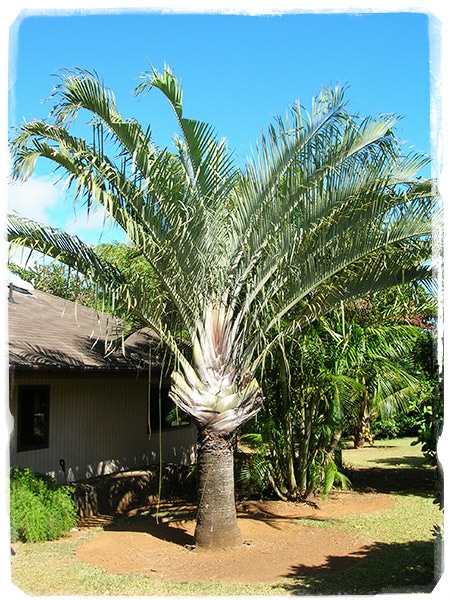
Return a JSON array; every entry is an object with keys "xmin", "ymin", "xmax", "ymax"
[{"xmin": 76, "ymin": 491, "xmax": 393, "ymax": 584}]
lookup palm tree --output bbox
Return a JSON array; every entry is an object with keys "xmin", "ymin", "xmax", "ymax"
[
  {"xmin": 239, "ymin": 312, "xmax": 423, "ymax": 500},
  {"xmin": 321, "ymin": 316, "xmax": 423, "ymax": 448},
  {"xmin": 8, "ymin": 64, "xmax": 436, "ymax": 549}
]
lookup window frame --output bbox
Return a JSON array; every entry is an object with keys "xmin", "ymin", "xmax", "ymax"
[
  {"xmin": 147, "ymin": 385, "xmax": 190, "ymax": 433},
  {"xmin": 17, "ymin": 384, "xmax": 50, "ymax": 452}
]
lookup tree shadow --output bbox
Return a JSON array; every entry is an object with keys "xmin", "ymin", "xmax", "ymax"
[
  {"xmin": 235, "ymin": 500, "xmax": 322, "ymax": 531},
  {"xmin": 74, "ymin": 468, "xmax": 196, "ymax": 519},
  {"xmin": 278, "ymin": 538, "xmax": 442, "ymax": 595},
  {"xmin": 104, "ymin": 505, "xmax": 196, "ymax": 547},
  {"xmin": 347, "ymin": 465, "xmax": 438, "ymax": 498},
  {"xmin": 365, "ymin": 455, "xmax": 430, "ymax": 468},
  {"xmin": 10, "ymin": 336, "xmax": 155, "ymax": 370}
]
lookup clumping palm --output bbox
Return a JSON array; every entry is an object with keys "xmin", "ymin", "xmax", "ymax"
[{"xmin": 9, "ymin": 64, "xmax": 435, "ymax": 549}]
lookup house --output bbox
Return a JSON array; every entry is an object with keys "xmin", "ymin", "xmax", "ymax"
[{"xmin": 8, "ymin": 282, "xmax": 196, "ymax": 484}]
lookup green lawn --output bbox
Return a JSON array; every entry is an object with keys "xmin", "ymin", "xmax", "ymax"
[
  {"xmin": 10, "ymin": 438, "xmax": 443, "ymax": 596},
  {"xmin": 342, "ymin": 436, "xmax": 431, "ymax": 469},
  {"xmin": 294, "ymin": 493, "xmax": 442, "ymax": 594}
]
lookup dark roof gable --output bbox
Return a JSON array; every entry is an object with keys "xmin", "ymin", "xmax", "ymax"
[{"xmin": 8, "ymin": 286, "xmax": 157, "ymax": 372}]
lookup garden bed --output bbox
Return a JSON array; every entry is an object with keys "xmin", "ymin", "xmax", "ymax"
[{"xmin": 11, "ymin": 439, "xmax": 443, "ymax": 595}]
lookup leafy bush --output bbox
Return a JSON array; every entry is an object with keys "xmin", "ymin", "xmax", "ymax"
[
  {"xmin": 235, "ymin": 451, "xmax": 272, "ymax": 499},
  {"xmin": 412, "ymin": 397, "xmax": 443, "ymax": 465},
  {"xmin": 371, "ymin": 418, "xmax": 400, "ymax": 439},
  {"xmin": 10, "ymin": 468, "xmax": 78, "ymax": 543},
  {"xmin": 371, "ymin": 394, "xmax": 428, "ymax": 440}
]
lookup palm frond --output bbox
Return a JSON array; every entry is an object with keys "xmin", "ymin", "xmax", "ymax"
[
  {"xmin": 8, "ymin": 65, "xmax": 438, "ymax": 434},
  {"xmin": 8, "ymin": 215, "xmax": 125, "ymax": 290},
  {"xmin": 136, "ymin": 64, "xmax": 238, "ymax": 208}
]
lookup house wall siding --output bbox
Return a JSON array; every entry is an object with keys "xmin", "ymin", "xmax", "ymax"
[{"xmin": 9, "ymin": 375, "xmax": 196, "ymax": 483}]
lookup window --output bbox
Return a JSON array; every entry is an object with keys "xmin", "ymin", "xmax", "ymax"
[
  {"xmin": 148, "ymin": 385, "xmax": 189, "ymax": 432},
  {"xmin": 17, "ymin": 385, "xmax": 50, "ymax": 451}
]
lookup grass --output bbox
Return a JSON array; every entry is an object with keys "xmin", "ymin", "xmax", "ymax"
[
  {"xmin": 290, "ymin": 488, "xmax": 443, "ymax": 595},
  {"xmin": 342, "ymin": 436, "xmax": 431, "ymax": 469},
  {"xmin": 10, "ymin": 534, "xmax": 289, "ymax": 596},
  {"xmin": 283, "ymin": 530, "xmax": 440, "ymax": 595},
  {"xmin": 334, "ymin": 494, "xmax": 440, "ymax": 543},
  {"xmin": 287, "ymin": 437, "xmax": 443, "ymax": 595},
  {"xmin": 10, "ymin": 438, "xmax": 443, "ymax": 596},
  {"xmin": 303, "ymin": 492, "xmax": 441, "ymax": 544}
]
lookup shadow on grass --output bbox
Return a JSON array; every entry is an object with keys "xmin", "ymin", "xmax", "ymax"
[
  {"xmin": 347, "ymin": 465, "xmax": 438, "ymax": 498},
  {"xmin": 279, "ymin": 538, "xmax": 442, "ymax": 595},
  {"xmin": 365, "ymin": 455, "xmax": 430, "ymax": 468}
]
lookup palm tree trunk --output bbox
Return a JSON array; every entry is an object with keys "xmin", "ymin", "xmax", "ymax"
[
  {"xmin": 297, "ymin": 391, "xmax": 320, "ymax": 496},
  {"xmin": 353, "ymin": 389, "xmax": 370, "ymax": 449},
  {"xmin": 330, "ymin": 430, "xmax": 343, "ymax": 469},
  {"xmin": 194, "ymin": 430, "xmax": 242, "ymax": 550},
  {"xmin": 278, "ymin": 350, "xmax": 298, "ymax": 495}
]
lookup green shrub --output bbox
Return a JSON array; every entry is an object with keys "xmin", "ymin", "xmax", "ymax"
[
  {"xmin": 10, "ymin": 467, "xmax": 78, "ymax": 543},
  {"xmin": 371, "ymin": 418, "xmax": 400, "ymax": 439},
  {"xmin": 371, "ymin": 398, "xmax": 423, "ymax": 440}
]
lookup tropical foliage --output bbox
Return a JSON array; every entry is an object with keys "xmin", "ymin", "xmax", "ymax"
[
  {"xmin": 8, "ymin": 64, "xmax": 436, "ymax": 548},
  {"xmin": 10, "ymin": 467, "xmax": 77, "ymax": 543},
  {"xmin": 411, "ymin": 331, "xmax": 442, "ymax": 466},
  {"xmin": 9, "ymin": 260, "xmax": 98, "ymax": 307},
  {"xmin": 9, "ymin": 243, "xmax": 160, "ymax": 331},
  {"xmin": 238, "ymin": 302, "xmax": 426, "ymax": 499}
]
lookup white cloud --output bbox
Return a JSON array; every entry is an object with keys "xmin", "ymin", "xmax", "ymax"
[
  {"xmin": 64, "ymin": 207, "xmax": 126, "ymax": 245},
  {"xmin": 8, "ymin": 175, "xmax": 63, "ymax": 223},
  {"xmin": 7, "ymin": 174, "xmax": 126, "ymax": 245}
]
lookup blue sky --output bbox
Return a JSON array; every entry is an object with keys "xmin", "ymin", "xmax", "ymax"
[{"xmin": 7, "ymin": 4, "xmax": 441, "ymax": 247}]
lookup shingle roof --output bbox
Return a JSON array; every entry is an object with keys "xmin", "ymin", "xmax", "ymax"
[{"xmin": 8, "ymin": 285, "xmax": 159, "ymax": 372}]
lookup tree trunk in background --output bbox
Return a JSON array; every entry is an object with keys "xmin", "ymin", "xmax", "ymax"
[
  {"xmin": 297, "ymin": 391, "xmax": 320, "ymax": 497},
  {"xmin": 194, "ymin": 431, "xmax": 242, "ymax": 550},
  {"xmin": 278, "ymin": 351, "xmax": 298, "ymax": 496},
  {"xmin": 354, "ymin": 395, "xmax": 370, "ymax": 448},
  {"xmin": 330, "ymin": 430, "xmax": 343, "ymax": 469}
]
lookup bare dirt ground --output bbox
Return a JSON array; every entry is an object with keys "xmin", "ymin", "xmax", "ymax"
[
  {"xmin": 76, "ymin": 490, "xmax": 395, "ymax": 584},
  {"xmin": 74, "ymin": 457, "xmax": 439, "ymax": 586}
]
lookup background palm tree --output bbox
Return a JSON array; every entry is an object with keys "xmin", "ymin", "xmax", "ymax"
[
  {"xmin": 320, "ymin": 316, "xmax": 423, "ymax": 448},
  {"xmin": 8, "ymin": 64, "xmax": 436, "ymax": 549},
  {"xmin": 238, "ymin": 311, "xmax": 424, "ymax": 500}
]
